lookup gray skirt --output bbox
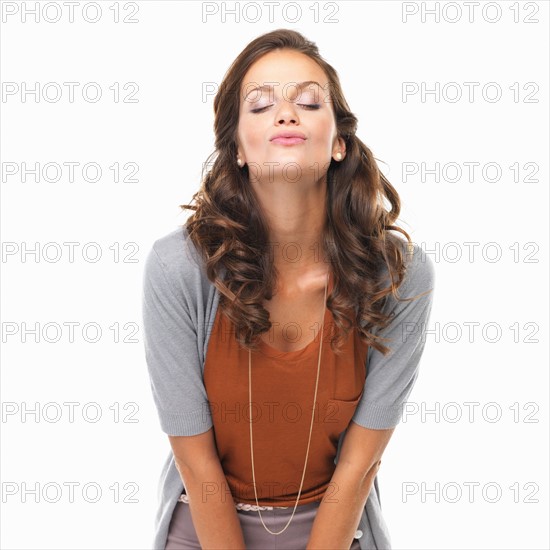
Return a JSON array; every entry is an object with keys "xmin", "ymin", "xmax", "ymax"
[{"xmin": 165, "ymin": 498, "xmax": 362, "ymax": 549}]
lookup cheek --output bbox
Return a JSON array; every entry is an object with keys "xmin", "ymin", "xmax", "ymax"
[
  {"xmin": 311, "ymin": 132, "xmax": 337, "ymax": 154},
  {"xmin": 239, "ymin": 120, "xmax": 264, "ymax": 151},
  {"xmin": 248, "ymin": 130, "xmax": 264, "ymax": 149},
  {"xmin": 311, "ymin": 117, "xmax": 336, "ymax": 148}
]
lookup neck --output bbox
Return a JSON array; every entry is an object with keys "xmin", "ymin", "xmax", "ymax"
[{"xmin": 251, "ymin": 175, "xmax": 330, "ymax": 277}]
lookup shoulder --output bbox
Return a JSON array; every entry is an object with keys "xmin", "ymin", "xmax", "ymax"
[
  {"xmin": 148, "ymin": 226, "xmax": 201, "ymax": 271},
  {"xmin": 144, "ymin": 226, "xmax": 206, "ymax": 286},
  {"xmin": 399, "ymin": 239, "xmax": 436, "ymax": 297},
  {"xmin": 372, "ymin": 238, "xmax": 436, "ymax": 326}
]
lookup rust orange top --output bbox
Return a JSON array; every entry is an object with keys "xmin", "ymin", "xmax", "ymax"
[{"xmin": 203, "ymin": 275, "xmax": 369, "ymax": 507}]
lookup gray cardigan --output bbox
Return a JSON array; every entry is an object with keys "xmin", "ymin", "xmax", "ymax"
[{"xmin": 141, "ymin": 226, "xmax": 435, "ymax": 550}]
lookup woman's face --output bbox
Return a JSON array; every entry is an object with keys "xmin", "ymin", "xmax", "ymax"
[{"xmin": 236, "ymin": 49, "xmax": 344, "ymax": 182}]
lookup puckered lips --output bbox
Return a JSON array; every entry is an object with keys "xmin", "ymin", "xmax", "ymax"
[{"xmin": 269, "ymin": 130, "xmax": 307, "ymax": 146}]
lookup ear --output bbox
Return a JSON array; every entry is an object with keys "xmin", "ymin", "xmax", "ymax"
[
  {"xmin": 333, "ymin": 136, "xmax": 346, "ymax": 161},
  {"xmin": 235, "ymin": 143, "xmax": 246, "ymax": 166}
]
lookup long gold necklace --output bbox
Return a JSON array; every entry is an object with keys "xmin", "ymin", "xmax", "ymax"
[{"xmin": 248, "ymin": 270, "xmax": 329, "ymax": 535}]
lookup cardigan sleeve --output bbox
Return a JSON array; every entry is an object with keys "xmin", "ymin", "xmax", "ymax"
[
  {"xmin": 352, "ymin": 242, "xmax": 435, "ymax": 430},
  {"xmin": 141, "ymin": 243, "xmax": 213, "ymax": 437}
]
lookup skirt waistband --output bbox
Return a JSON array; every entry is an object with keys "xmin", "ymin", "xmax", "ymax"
[{"xmin": 177, "ymin": 492, "xmax": 290, "ymax": 510}]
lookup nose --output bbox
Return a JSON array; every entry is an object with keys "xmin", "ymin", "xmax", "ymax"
[
  {"xmin": 277, "ymin": 115, "xmax": 297, "ymax": 124},
  {"xmin": 275, "ymin": 101, "xmax": 299, "ymax": 125}
]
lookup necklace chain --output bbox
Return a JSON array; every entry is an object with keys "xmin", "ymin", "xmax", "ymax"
[{"xmin": 248, "ymin": 271, "xmax": 329, "ymax": 535}]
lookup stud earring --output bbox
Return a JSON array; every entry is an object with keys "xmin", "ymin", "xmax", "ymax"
[
  {"xmin": 237, "ymin": 158, "xmax": 242, "ymax": 166},
  {"xmin": 335, "ymin": 152, "xmax": 342, "ymax": 161}
]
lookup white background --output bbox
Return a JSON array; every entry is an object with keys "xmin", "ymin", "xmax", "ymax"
[{"xmin": 1, "ymin": 1, "xmax": 548, "ymax": 549}]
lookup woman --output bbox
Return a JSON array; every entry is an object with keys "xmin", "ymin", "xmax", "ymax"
[{"xmin": 142, "ymin": 29, "xmax": 435, "ymax": 549}]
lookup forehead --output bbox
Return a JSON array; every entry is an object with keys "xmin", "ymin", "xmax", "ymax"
[{"xmin": 240, "ymin": 49, "xmax": 329, "ymax": 98}]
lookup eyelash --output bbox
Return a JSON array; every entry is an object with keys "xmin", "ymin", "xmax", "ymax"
[{"xmin": 250, "ymin": 104, "xmax": 321, "ymax": 113}]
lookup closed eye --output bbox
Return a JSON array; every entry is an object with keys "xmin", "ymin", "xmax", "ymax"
[{"xmin": 251, "ymin": 104, "xmax": 321, "ymax": 113}]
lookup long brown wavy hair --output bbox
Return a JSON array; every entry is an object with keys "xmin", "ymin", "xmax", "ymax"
[{"xmin": 180, "ymin": 28, "xmax": 424, "ymax": 356}]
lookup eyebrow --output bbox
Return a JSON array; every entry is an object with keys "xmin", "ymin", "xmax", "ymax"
[{"xmin": 242, "ymin": 80, "xmax": 324, "ymax": 101}]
